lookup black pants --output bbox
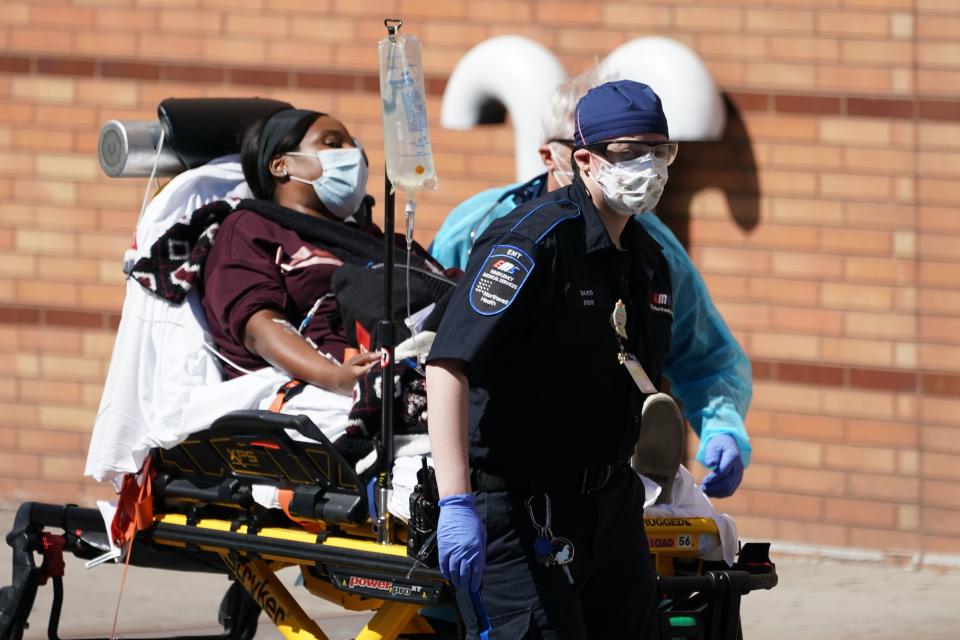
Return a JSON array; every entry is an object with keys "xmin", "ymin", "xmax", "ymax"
[{"xmin": 455, "ymin": 466, "xmax": 658, "ymax": 639}]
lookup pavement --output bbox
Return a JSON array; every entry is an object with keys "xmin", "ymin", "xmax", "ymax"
[{"xmin": 1, "ymin": 508, "xmax": 959, "ymax": 639}]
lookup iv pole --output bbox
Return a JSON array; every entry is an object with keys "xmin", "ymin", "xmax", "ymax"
[{"xmin": 376, "ymin": 17, "xmax": 403, "ymax": 545}]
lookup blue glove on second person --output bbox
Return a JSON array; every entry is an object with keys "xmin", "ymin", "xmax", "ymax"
[
  {"xmin": 701, "ymin": 434, "xmax": 744, "ymax": 498},
  {"xmin": 437, "ymin": 493, "xmax": 486, "ymax": 592}
]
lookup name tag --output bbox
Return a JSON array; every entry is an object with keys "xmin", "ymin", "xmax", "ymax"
[{"xmin": 563, "ymin": 283, "xmax": 605, "ymax": 311}]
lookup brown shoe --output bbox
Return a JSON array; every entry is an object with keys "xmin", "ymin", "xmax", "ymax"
[{"xmin": 631, "ymin": 393, "xmax": 684, "ymax": 504}]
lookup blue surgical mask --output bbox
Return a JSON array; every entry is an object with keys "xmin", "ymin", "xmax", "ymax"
[{"xmin": 287, "ymin": 143, "xmax": 368, "ymax": 219}]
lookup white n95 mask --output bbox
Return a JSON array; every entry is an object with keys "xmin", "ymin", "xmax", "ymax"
[
  {"xmin": 590, "ymin": 154, "xmax": 669, "ymax": 217},
  {"xmin": 548, "ymin": 141, "xmax": 575, "ymax": 187},
  {"xmin": 288, "ymin": 144, "xmax": 368, "ymax": 219}
]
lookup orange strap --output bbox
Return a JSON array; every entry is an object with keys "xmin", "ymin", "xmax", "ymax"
[
  {"xmin": 269, "ymin": 381, "xmax": 324, "ymax": 533},
  {"xmin": 109, "ymin": 458, "xmax": 153, "ymax": 637},
  {"xmin": 269, "ymin": 379, "xmax": 306, "ymax": 413},
  {"xmin": 110, "ymin": 527, "xmax": 137, "ymax": 639},
  {"xmin": 110, "ymin": 457, "xmax": 155, "ymax": 549},
  {"xmin": 276, "ymin": 489, "xmax": 324, "ymax": 534}
]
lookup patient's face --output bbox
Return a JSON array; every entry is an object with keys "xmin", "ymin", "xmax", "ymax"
[
  {"xmin": 272, "ymin": 114, "xmax": 367, "ymax": 220},
  {"xmin": 302, "ymin": 115, "xmax": 354, "ymax": 150}
]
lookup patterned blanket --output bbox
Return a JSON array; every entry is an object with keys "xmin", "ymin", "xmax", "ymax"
[{"xmin": 127, "ymin": 200, "xmax": 233, "ymax": 303}]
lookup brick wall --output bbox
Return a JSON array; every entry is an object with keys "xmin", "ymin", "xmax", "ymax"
[{"xmin": 1, "ymin": 0, "xmax": 958, "ymax": 563}]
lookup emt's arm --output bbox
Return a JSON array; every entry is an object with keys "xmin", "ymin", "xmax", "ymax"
[
  {"xmin": 244, "ymin": 308, "xmax": 378, "ymax": 396},
  {"xmin": 425, "ymin": 358, "xmax": 472, "ymax": 498}
]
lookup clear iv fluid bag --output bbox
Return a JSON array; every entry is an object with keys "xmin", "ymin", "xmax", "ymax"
[{"xmin": 379, "ymin": 34, "xmax": 438, "ymax": 196}]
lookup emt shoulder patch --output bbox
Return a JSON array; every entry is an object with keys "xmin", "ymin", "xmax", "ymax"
[{"xmin": 469, "ymin": 245, "xmax": 535, "ymax": 315}]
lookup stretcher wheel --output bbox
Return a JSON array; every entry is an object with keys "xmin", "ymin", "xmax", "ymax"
[{"xmin": 217, "ymin": 581, "xmax": 261, "ymax": 640}]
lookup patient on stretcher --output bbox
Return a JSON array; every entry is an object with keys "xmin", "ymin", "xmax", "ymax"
[
  {"xmin": 87, "ymin": 102, "xmax": 445, "ymax": 484},
  {"xmin": 193, "ymin": 106, "xmax": 446, "ymax": 460},
  {"xmin": 201, "ymin": 108, "xmax": 379, "ymax": 392}
]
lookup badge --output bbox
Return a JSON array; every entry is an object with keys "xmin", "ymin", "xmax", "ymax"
[
  {"xmin": 469, "ymin": 245, "xmax": 535, "ymax": 315},
  {"xmin": 611, "ymin": 298, "xmax": 628, "ymax": 340}
]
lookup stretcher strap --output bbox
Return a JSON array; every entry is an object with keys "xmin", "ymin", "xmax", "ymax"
[
  {"xmin": 108, "ymin": 459, "xmax": 155, "ymax": 637},
  {"xmin": 270, "ymin": 380, "xmax": 324, "ymax": 533},
  {"xmin": 110, "ymin": 457, "xmax": 155, "ymax": 548},
  {"xmin": 268, "ymin": 379, "xmax": 307, "ymax": 413},
  {"xmin": 276, "ymin": 489, "xmax": 324, "ymax": 534},
  {"xmin": 110, "ymin": 528, "xmax": 137, "ymax": 639}
]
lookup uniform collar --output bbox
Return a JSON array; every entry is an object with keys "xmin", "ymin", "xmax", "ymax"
[
  {"xmin": 513, "ymin": 173, "xmax": 653, "ymax": 258},
  {"xmin": 564, "ymin": 179, "xmax": 642, "ymax": 255}
]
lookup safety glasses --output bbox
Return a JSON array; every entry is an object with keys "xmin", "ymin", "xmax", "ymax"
[{"xmin": 587, "ymin": 140, "xmax": 679, "ymax": 166}]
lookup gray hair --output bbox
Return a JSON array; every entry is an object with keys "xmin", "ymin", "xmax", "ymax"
[{"xmin": 540, "ymin": 65, "xmax": 615, "ymax": 143}]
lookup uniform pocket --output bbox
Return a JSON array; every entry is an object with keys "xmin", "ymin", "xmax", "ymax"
[{"xmin": 486, "ymin": 607, "xmax": 535, "ymax": 640}]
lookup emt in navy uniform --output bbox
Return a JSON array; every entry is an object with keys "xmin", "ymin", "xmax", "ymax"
[
  {"xmin": 430, "ymin": 69, "xmax": 751, "ymax": 500},
  {"xmin": 426, "ymin": 80, "xmax": 677, "ymax": 638}
]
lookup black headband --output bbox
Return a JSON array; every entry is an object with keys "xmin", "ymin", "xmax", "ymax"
[{"xmin": 257, "ymin": 108, "xmax": 324, "ymax": 191}]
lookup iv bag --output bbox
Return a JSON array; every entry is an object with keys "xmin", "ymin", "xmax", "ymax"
[{"xmin": 379, "ymin": 34, "xmax": 438, "ymax": 196}]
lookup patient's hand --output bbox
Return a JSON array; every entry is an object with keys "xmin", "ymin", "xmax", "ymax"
[{"xmin": 334, "ymin": 352, "xmax": 380, "ymax": 396}]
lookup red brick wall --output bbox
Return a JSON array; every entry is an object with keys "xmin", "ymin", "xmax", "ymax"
[{"xmin": 1, "ymin": 0, "xmax": 958, "ymax": 563}]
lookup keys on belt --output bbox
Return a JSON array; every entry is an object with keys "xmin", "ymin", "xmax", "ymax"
[{"xmin": 526, "ymin": 494, "xmax": 574, "ymax": 585}]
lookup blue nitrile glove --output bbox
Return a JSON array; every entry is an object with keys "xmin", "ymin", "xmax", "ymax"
[
  {"xmin": 437, "ymin": 493, "xmax": 486, "ymax": 592},
  {"xmin": 701, "ymin": 434, "xmax": 744, "ymax": 498}
]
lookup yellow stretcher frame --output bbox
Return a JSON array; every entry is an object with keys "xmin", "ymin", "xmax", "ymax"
[
  {"xmin": 146, "ymin": 512, "xmax": 725, "ymax": 639},
  {"xmin": 0, "ymin": 501, "xmax": 777, "ymax": 640},
  {"xmin": 152, "ymin": 512, "xmax": 444, "ymax": 640}
]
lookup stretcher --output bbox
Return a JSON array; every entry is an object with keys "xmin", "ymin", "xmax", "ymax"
[
  {"xmin": 0, "ymin": 98, "xmax": 776, "ymax": 640},
  {"xmin": 1, "ymin": 407, "xmax": 776, "ymax": 640}
]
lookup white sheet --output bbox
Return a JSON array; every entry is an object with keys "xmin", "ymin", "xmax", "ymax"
[{"xmin": 85, "ymin": 156, "xmax": 281, "ymax": 484}]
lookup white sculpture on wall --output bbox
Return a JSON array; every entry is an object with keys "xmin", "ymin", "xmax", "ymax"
[
  {"xmin": 441, "ymin": 35, "xmax": 727, "ymax": 181},
  {"xmin": 601, "ymin": 37, "xmax": 726, "ymax": 143},
  {"xmin": 440, "ymin": 36, "xmax": 567, "ymax": 182}
]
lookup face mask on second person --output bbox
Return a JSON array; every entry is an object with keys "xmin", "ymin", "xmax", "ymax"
[
  {"xmin": 589, "ymin": 152, "xmax": 669, "ymax": 217},
  {"xmin": 287, "ymin": 143, "xmax": 368, "ymax": 219},
  {"xmin": 548, "ymin": 141, "xmax": 575, "ymax": 187}
]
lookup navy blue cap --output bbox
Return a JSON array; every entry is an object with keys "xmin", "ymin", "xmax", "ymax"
[{"xmin": 574, "ymin": 80, "xmax": 669, "ymax": 146}]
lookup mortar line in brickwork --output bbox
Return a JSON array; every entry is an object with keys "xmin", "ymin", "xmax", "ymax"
[
  {"xmin": 908, "ymin": 0, "xmax": 927, "ymax": 566},
  {"xmin": 749, "ymin": 357, "xmax": 946, "ymax": 397},
  {"xmin": 0, "ymin": 52, "xmax": 959, "ymax": 122}
]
